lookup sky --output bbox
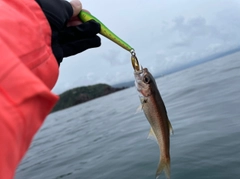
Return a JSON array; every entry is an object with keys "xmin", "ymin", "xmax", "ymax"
[{"xmin": 52, "ymin": 0, "xmax": 240, "ymax": 94}]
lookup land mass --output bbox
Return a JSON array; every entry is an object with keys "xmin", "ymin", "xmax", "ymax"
[{"xmin": 51, "ymin": 83, "xmax": 127, "ymax": 113}]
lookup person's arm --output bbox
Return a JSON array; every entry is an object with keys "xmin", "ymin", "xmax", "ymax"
[
  {"xmin": 0, "ymin": 0, "xmax": 100, "ymax": 178},
  {"xmin": 0, "ymin": 1, "xmax": 59, "ymax": 178}
]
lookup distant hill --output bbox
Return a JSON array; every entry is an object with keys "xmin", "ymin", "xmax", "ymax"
[
  {"xmin": 51, "ymin": 84, "xmax": 127, "ymax": 113},
  {"xmin": 112, "ymin": 81, "xmax": 135, "ymax": 88}
]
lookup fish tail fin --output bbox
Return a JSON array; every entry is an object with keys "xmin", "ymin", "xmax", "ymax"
[{"xmin": 155, "ymin": 157, "xmax": 170, "ymax": 179}]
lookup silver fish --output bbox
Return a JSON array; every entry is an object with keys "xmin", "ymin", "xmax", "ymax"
[{"xmin": 134, "ymin": 67, "xmax": 173, "ymax": 179}]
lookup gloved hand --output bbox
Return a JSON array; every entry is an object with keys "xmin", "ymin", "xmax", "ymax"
[{"xmin": 35, "ymin": 0, "xmax": 101, "ymax": 64}]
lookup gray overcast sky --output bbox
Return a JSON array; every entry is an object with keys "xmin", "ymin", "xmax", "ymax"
[{"xmin": 52, "ymin": 0, "xmax": 240, "ymax": 94}]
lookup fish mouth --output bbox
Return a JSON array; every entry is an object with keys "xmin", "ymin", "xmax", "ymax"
[
  {"xmin": 134, "ymin": 67, "xmax": 144, "ymax": 83},
  {"xmin": 134, "ymin": 68, "xmax": 148, "ymax": 80},
  {"xmin": 134, "ymin": 68, "xmax": 149, "ymax": 93},
  {"xmin": 134, "ymin": 69, "xmax": 143, "ymax": 80}
]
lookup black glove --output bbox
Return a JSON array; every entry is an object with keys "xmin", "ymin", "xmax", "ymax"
[{"xmin": 35, "ymin": 0, "xmax": 101, "ymax": 64}]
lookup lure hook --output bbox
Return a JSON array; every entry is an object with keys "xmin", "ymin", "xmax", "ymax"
[{"xmin": 130, "ymin": 49, "xmax": 140, "ymax": 71}]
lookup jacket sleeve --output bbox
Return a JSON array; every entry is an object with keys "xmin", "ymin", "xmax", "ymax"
[{"xmin": 0, "ymin": 0, "xmax": 59, "ymax": 178}]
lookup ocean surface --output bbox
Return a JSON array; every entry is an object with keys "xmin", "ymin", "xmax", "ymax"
[{"xmin": 16, "ymin": 52, "xmax": 240, "ymax": 179}]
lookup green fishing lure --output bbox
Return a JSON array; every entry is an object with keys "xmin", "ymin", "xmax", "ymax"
[
  {"xmin": 78, "ymin": 10, "xmax": 140, "ymax": 71},
  {"xmin": 79, "ymin": 11, "xmax": 133, "ymax": 52}
]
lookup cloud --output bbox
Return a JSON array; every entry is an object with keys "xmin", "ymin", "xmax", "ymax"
[
  {"xmin": 174, "ymin": 16, "xmax": 210, "ymax": 37},
  {"xmin": 149, "ymin": 10, "xmax": 240, "ymax": 76},
  {"xmin": 169, "ymin": 16, "xmax": 218, "ymax": 47},
  {"xmin": 101, "ymin": 49, "xmax": 129, "ymax": 66}
]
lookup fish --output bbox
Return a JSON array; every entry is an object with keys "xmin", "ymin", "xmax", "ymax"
[{"xmin": 134, "ymin": 67, "xmax": 173, "ymax": 179}]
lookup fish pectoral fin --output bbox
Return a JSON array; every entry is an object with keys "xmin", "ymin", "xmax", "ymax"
[
  {"xmin": 135, "ymin": 104, "xmax": 143, "ymax": 114},
  {"xmin": 135, "ymin": 96, "xmax": 146, "ymax": 114},
  {"xmin": 139, "ymin": 96, "xmax": 145, "ymax": 104},
  {"xmin": 168, "ymin": 120, "xmax": 174, "ymax": 135},
  {"xmin": 140, "ymin": 96, "xmax": 148, "ymax": 105},
  {"xmin": 147, "ymin": 127, "xmax": 158, "ymax": 143}
]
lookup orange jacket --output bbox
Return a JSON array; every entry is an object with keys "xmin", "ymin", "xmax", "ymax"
[{"xmin": 0, "ymin": 0, "xmax": 59, "ymax": 178}]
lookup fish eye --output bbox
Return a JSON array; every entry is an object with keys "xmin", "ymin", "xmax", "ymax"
[{"xmin": 143, "ymin": 75, "xmax": 151, "ymax": 84}]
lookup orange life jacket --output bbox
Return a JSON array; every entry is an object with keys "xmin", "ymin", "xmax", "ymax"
[{"xmin": 0, "ymin": 0, "xmax": 59, "ymax": 178}]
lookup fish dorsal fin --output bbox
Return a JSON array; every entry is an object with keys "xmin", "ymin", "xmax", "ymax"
[
  {"xmin": 168, "ymin": 120, "xmax": 174, "ymax": 135},
  {"xmin": 147, "ymin": 127, "xmax": 158, "ymax": 143}
]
